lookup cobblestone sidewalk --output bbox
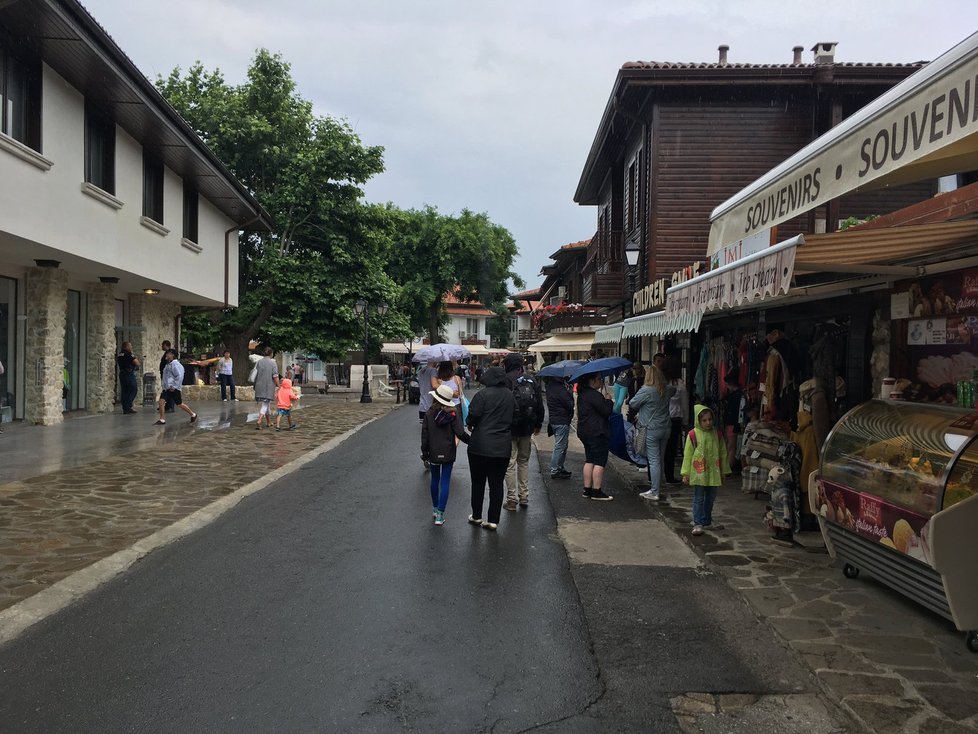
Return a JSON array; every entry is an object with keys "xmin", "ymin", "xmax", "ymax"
[
  {"xmin": 0, "ymin": 401, "xmax": 396, "ymax": 613},
  {"xmin": 533, "ymin": 428, "xmax": 978, "ymax": 733}
]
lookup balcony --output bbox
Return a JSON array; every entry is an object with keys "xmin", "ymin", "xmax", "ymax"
[
  {"xmin": 582, "ymin": 267, "xmax": 625, "ymax": 306},
  {"xmin": 538, "ymin": 310, "xmax": 608, "ymax": 335}
]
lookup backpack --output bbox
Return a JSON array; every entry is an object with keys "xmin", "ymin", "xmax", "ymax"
[
  {"xmin": 512, "ymin": 376, "xmax": 539, "ymax": 427},
  {"xmin": 687, "ymin": 427, "xmax": 723, "ymax": 449}
]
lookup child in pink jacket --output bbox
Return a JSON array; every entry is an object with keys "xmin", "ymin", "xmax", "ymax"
[{"xmin": 275, "ymin": 377, "xmax": 299, "ymax": 431}]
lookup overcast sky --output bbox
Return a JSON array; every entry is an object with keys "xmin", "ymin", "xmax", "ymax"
[{"xmin": 83, "ymin": 1, "xmax": 977, "ymax": 289}]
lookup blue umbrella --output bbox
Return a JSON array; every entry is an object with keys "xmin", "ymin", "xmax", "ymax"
[
  {"xmin": 568, "ymin": 356, "xmax": 634, "ymax": 384},
  {"xmin": 537, "ymin": 359, "xmax": 586, "ymax": 379}
]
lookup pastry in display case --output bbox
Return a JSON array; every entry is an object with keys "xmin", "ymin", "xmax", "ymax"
[{"xmin": 811, "ymin": 399, "xmax": 978, "ymax": 652}]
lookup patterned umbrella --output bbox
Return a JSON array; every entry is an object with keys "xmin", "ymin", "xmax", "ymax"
[{"xmin": 411, "ymin": 343, "xmax": 472, "ymax": 363}]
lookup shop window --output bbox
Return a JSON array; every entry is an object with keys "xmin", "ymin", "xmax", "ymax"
[
  {"xmin": 183, "ymin": 182, "xmax": 198, "ymax": 243},
  {"xmin": 142, "ymin": 150, "xmax": 164, "ymax": 223},
  {"xmin": 0, "ymin": 40, "xmax": 41, "ymax": 151},
  {"xmin": 85, "ymin": 103, "xmax": 115, "ymax": 194}
]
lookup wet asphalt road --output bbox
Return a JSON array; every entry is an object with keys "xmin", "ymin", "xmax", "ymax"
[{"xmin": 0, "ymin": 406, "xmax": 826, "ymax": 732}]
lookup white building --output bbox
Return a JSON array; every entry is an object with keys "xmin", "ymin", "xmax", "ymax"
[
  {"xmin": 0, "ymin": 0, "xmax": 268, "ymax": 425},
  {"xmin": 443, "ymin": 291, "xmax": 494, "ymax": 347}
]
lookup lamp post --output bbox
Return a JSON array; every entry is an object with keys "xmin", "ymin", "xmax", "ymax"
[
  {"xmin": 353, "ymin": 299, "xmax": 388, "ymax": 403},
  {"xmin": 624, "ymin": 239, "xmax": 641, "ymax": 300}
]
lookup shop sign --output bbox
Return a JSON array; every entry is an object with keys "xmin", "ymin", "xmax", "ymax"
[
  {"xmin": 632, "ymin": 262, "xmax": 703, "ymax": 315},
  {"xmin": 709, "ymin": 47, "xmax": 978, "ymax": 255},
  {"xmin": 818, "ymin": 479, "xmax": 934, "ymax": 568},
  {"xmin": 713, "ymin": 229, "xmax": 772, "ymax": 270},
  {"xmin": 665, "ymin": 243, "xmax": 795, "ymax": 317}
]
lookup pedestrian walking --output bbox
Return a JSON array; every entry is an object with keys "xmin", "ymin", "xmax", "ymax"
[
  {"xmin": 159, "ymin": 340, "xmax": 175, "ymax": 412},
  {"xmin": 253, "ymin": 347, "xmax": 279, "ymax": 430},
  {"xmin": 154, "ymin": 350, "xmax": 197, "ymax": 425},
  {"xmin": 216, "ymin": 350, "xmax": 237, "ymax": 402},
  {"xmin": 275, "ymin": 377, "xmax": 299, "ymax": 430},
  {"xmin": 577, "ymin": 373, "xmax": 614, "ymax": 501},
  {"xmin": 466, "ymin": 365, "xmax": 515, "ymax": 530},
  {"xmin": 116, "ymin": 341, "xmax": 140, "ymax": 414},
  {"xmin": 546, "ymin": 376, "xmax": 574, "ymax": 479},
  {"xmin": 293, "ymin": 362, "xmax": 303, "ymax": 385},
  {"xmin": 682, "ymin": 404, "xmax": 732, "ymax": 535},
  {"xmin": 421, "ymin": 383, "xmax": 470, "ymax": 526},
  {"xmin": 629, "ymin": 364, "xmax": 676, "ymax": 502},
  {"xmin": 416, "ymin": 359, "xmax": 439, "ymax": 468},
  {"xmin": 503, "ymin": 354, "xmax": 543, "ymax": 511}
]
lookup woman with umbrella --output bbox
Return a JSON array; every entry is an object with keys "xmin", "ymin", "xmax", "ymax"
[
  {"xmin": 576, "ymin": 373, "xmax": 615, "ymax": 501},
  {"xmin": 628, "ymin": 364, "xmax": 676, "ymax": 501}
]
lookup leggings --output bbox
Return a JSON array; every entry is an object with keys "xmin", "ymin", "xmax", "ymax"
[
  {"xmin": 469, "ymin": 452, "xmax": 509, "ymax": 524},
  {"xmin": 430, "ymin": 462, "xmax": 454, "ymax": 512}
]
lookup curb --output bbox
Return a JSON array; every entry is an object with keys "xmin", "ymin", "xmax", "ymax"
[{"xmin": 0, "ymin": 414, "xmax": 384, "ymax": 647}]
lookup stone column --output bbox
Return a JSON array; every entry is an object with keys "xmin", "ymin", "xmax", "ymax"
[
  {"xmin": 25, "ymin": 266, "xmax": 69, "ymax": 425},
  {"xmin": 86, "ymin": 283, "xmax": 117, "ymax": 413}
]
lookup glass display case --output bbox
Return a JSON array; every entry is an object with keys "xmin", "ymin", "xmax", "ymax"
[{"xmin": 813, "ymin": 400, "xmax": 978, "ymax": 652}]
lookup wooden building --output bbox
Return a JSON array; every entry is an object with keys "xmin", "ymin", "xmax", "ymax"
[{"xmin": 574, "ymin": 42, "xmax": 939, "ymax": 336}]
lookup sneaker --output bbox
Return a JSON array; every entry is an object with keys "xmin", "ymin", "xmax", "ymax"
[
  {"xmin": 639, "ymin": 490, "xmax": 660, "ymax": 501},
  {"xmin": 590, "ymin": 490, "xmax": 613, "ymax": 501},
  {"xmin": 503, "ymin": 500, "xmax": 518, "ymax": 512},
  {"xmin": 692, "ymin": 525, "xmax": 704, "ymax": 536},
  {"xmin": 434, "ymin": 511, "xmax": 445, "ymax": 526},
  {"xmin": 154, "ymin": 419, "xmax": 166, "ymax": 425},
  {"xmin": 222, "ymin": 399, "xmax": 228, "ymax": 402},
  {"xmin": 433, "ymin": 506, "xmax": 439, "ymax": 517},
  {"xmin": 481, "ymin": 521, "xmax": 498, "ymax": 531},
  {"xmin": 190, "ymin": 413, "xmax": 198, "ymax": 423},
  {"xmin": 468, "ymin": 515, "xmax": 483, "ymax": 525},
  {"xmin": 519, "ymin": 499, "xmax": 529, "ymax": 508},
  {"xmin": 582, "ymin": 488, "xmax": 593, "ymax": 498},
  {"xmin": 558, "ymin": 469, "xmax": 572, "ymax": 479},
  {"xmin": 705, "ymin": 523, "xmax": 725, "ymax": 531}
]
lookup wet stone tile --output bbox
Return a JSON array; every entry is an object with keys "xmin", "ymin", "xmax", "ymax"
[
  {"xmin": 769, "ymin": 617, "xmax": 834, "ymax": 642},
  {"xmin": 844, "ymin": 699, "xmax": 925, "ymax": 733},
  {"xmin": 819, "ymin": 671, "xmax": 907, "ymax": 698},
  {"xmin": 915, "ymin": 685, "xmax": 978, "ymax": 720}
]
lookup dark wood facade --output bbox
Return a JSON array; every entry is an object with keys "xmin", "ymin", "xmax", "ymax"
[{"xmin": 575, "ymin": 53, "xmax": 938, "ymax": 311}]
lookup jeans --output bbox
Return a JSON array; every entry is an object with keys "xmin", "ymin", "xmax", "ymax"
[
  {"xmin": 645, "ymin": 430, "xmax": 669, "ymax": 494},
  {"xmin": 218, "ymin": 373, "xmax": 236, "ymax": 401},
  {"xmin": 692, "ymin": 485, "xmax": 719, "ymax": 526},
  {"xmin": 430, "ymin": 462, "xmax": 454, "ymax": 512},
  {"xmin": 549, "ymin": 423, "xmax": 570, "ymax": 474},
  {"xmin": 119, "ymin": 372, "xmax": 137, "ymax": 412},
  {"xmin": 469, "ymin": 452, "xmax": 509, "ymax": 523},
  {"xmin": 505, "ymin": 434, "xmax": 532, "ymax": 502}
]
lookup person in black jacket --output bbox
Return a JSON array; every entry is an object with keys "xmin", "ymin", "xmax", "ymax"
[
  {"xmin": 466, "ymin": 366, "xmax": 515, "ymax": 530},
  {"xmin": 421, "ymin": 383, "xmax": 470, "ymax": 526},
  {"xmin": 576, "ymin": 374, "xmax": 614, "ymax": 501},
  {"xmin": 546, "ymin": 377, "xmax": 574, "ymax": 479}
]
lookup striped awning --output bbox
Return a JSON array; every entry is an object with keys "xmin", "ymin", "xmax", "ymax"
[
  {"xmin": 621, "ymin": 311, "xmax": 703, "ymax": 338},
  {"xmin": 380, "ymin": 342, "xmax": 410, "ymax": 354},
  {"xmin": 592, "ymin": 324, "xmax": 623, "ymax": 345}
]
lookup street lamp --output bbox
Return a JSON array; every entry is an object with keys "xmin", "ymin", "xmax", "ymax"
[
  {"xmin": 624, "ymin": 239, "xmax": 641, "ymax": 298},
  {"xmin": 353, "ymin": 299, "xmax": 388, "ymax": 403}
]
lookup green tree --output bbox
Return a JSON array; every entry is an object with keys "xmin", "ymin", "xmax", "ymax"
[
  {"xmin": 389, "ymin": 206, "xmax": 524, "ymax": 344},
  {"xmin": 156, "ymin": 51, "xmax": 393, "ymax": 376}
]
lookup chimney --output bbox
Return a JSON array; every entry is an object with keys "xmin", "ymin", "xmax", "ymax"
[
  {"xmin": 812, "ymin": 41, "xmax": 838, "ymax": 65},
  {"xmin": 792, "ymin": 46, "xmax": 803, "ymax": 65},
  {"xmin": 718, "ymin": 44, "xmax": 729, "ymax": 66}
]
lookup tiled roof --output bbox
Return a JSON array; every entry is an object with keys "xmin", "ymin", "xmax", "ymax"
[
  {"xmin": 621, "ymin": 61, "xmax": 927, "ymax": 71},
  {"xmin": 512, "ymin": 288, "xmax": 542, "ymax": 300}
]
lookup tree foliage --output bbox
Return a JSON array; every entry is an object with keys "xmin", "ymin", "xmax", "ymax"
[
  {"xmin": 389, "ymin": 206, "xmax": 524, "ymax": 343},
  {"xmin": 156, "ymin": 51, "xmax": 393, "ymax": 371}
]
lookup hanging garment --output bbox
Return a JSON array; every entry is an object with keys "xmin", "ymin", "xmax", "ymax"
[{"xmin": 790, "ymin": 410, "xmax": 819, "ymax": 491}]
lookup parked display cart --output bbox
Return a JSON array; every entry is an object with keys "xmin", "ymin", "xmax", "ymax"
[{"xmin": 811, "ymin": 399, "xmax": 978, "ymax": 651}]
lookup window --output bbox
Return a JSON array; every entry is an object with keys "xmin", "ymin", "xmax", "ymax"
[
  {"xmin": 466, "ymin": 318, "xmax": 479, "ymax": 337},
  {"xmin": 142, "ymin": 150, "xmax": 164, "ymax": 223},
  {"xmin": 85, "ymin": 104, "xmax": 115, "ymax": 193},
  {"xmin": 0, "ymin": 40, "xmax": 40, "ymax": 150},
  {"xmin": 182, "ymin": 182, "xmax": 198, "ymax": 242},
  {"xmin": 626, "ymin": 161, "xmax": 636, "ymax": 233}
]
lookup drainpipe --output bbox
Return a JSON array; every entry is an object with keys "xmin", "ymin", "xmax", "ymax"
[{"xmin": 225, "ymin": 216, "xmax": 263, "ymax": 308}]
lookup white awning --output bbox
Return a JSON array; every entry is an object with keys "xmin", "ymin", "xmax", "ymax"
[
  {"xmin": 592, "ymin": 324, "xmax": 623, "ymax": 345},
  {"xmin": 526, "ymin": 332, "xmax": 594, "ymax": 353},
  {"xmin": 665, "ymin": 235, "xmax": 802, "ymax": 319},
  {"xmin": 380, "ymin": 342, "xmax": 410, "ymax": 354},
  {"xmin": 466, "ymin": 344, "xmax": 490, "ymax": 356},
  {"xmin": 708, "ymin": 31, "xmax": 978, "ymax": 256},
  {"xmin": 621, "ymin": 311, "xmax": 703, "ymax": 338}
]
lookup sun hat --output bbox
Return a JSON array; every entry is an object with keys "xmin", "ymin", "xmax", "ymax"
[{"xmin": 430, "ymin": 382, "xmax": 456, "ymax": 407}]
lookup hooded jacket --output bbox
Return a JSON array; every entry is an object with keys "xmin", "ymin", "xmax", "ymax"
[
  {"xmin": 466, "ymin": 367, "xmax": 515, "ymax": 457},
  {"xmin": 545, "ymin": 379, "xmax": 574, "ymax": 426},
  {"xmin": 681, "ymin": 404, "xmax": 731, "ymax": 486},
  {"xmin": 421, "ymin": 404, "xmax": 469, "ymax": 464}
]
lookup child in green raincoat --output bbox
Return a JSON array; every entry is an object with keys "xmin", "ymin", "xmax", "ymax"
[{"xmin": 682, "ymin": 405, "xmax": 731, "ymax": 535}]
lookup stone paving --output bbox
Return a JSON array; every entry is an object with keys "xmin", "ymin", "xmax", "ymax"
[
  {"xmin": 600, "ymin": 452, "xmax": 978, "ymax": 733},
  {"xmin": 0, "ymin": 399, "xmax": 395, "ymax": 612}
]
